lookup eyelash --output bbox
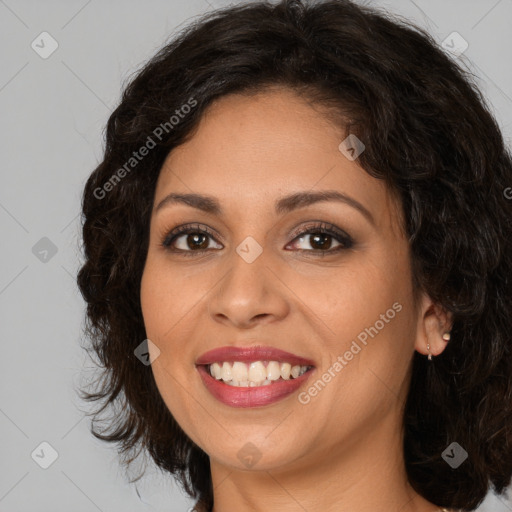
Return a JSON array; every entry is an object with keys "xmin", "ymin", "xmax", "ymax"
[{"xmin": 160, "ymin": 221, "xmax": 354, "ymax": 257}]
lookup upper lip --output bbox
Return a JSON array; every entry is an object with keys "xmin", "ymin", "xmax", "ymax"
[{"xmin": 195, "ymin": 345, "xmax": 316, "ymax": 367}]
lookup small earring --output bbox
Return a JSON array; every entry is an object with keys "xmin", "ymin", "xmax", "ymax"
[
  {"xmin": 426, "ymin": 343, "xmax": 432, "ymax": 361},
  {"xmin": 442, "ymin": 332, "xmax": 451, "ymax": 341}
]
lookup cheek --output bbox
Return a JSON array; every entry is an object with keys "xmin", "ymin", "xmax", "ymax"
[
  {"xmin": 296, "ymin": 253, "xmax": 415, "ymax": 393},
  {"xmin": 140, "ymin": 254, "xmax": 192, "ymax": 334},
  {"xmin": 149, "ymin": 358, "xmax": 207, "ymax": 451},
  {"xmin": 140, "ymin": 253, "xmax": 164, "ymax": 319},
  {"xmin": 289, "ymin": 257, "xmax": 406, "ymax": 339},
  {"xmin": 140, "ymin": 255, "xmax": 205, "ymax": 422},
  {"xmin": 312, "ymin": 300, "xmax": 415, "ymax": 428}
]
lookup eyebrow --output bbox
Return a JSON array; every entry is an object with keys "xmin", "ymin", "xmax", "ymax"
[{"xmin": 154, "ymin": 190, "xmax": 374, "ymax": 225}]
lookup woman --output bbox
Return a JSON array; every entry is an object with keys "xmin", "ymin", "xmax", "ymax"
[{"xmin": 76, "ymin": 1, "xmax": 512, "ymax": 511}]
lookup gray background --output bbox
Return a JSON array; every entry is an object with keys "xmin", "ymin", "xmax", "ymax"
[{"xmin": 1, "ymin": 0, "xmax": 511, "ymax": 510}]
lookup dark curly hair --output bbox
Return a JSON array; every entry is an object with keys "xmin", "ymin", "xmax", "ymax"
[{"xmin": 76, "ymin": 0, "xmax": 512, "ymax": 510}]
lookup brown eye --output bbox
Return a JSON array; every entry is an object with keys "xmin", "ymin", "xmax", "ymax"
[
  {"xmin": 286, "ymin": 222, "xmax": 354, "ymax": 253},
  {"xmin": 291, "ymin": 232, "xmax": 342, "ymax": 251},
  {"xmin": 161, "ymin": 221, "xmax": 353, "ymax": 256},
  {"xmin": 298, "ymin": 233, "xmax": 338, "ymax": 251},
  {"xmin": 181, "ymin": 233, "xmax": 210, "ymax": 251},
  {"xmin": 162, "ymin": 224, "xmax": 222, "ymax": 254}
]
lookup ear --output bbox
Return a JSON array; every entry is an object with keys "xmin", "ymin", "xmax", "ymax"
[{"xmin": 414, "ymin": 292, "xmax": 453, "ymax": 358}]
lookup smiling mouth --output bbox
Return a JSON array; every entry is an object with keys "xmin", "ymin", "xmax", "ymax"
[{"xmin": 203, "ymin": 360, "xmax": 314, "ymax": 387}]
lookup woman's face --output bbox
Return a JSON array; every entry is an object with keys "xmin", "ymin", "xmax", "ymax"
[{"xmin": 140, "ymin": 87, "xmax": 432, "ymax": 473}]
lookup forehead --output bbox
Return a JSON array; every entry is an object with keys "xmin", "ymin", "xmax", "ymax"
[{"xmin": 154, "ymin": 88, "xmax": 401, "ymax": 233}]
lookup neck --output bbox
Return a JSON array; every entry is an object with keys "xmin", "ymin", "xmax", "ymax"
[{"xmin": 209, "ymin": 407, "xmax": 440, "ymax": 512}]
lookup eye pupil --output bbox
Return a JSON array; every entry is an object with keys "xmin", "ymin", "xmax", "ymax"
[
  {"xmin": 188, "ymin": 233, "xmax": 209, "ymax": 250},
  {"xmin": 310, "ymin": 233, "xmax": 332, "ymax": 250}
]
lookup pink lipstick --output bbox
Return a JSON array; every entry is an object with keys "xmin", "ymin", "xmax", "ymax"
[{"xmin": 196, "ymin": 345, "xmax": 316, "ymax": 408}]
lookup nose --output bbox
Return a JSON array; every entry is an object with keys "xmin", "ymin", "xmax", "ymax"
[{"xmin": 207, "ymin": 246, "xmax": 290, "ymax": 329}]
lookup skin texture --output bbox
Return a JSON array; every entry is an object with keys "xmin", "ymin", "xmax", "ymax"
[{"xmin": 140, "ymin": 87, "xmax": 452, "ymax": 512}]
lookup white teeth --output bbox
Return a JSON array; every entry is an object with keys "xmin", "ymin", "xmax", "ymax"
[
  {"xmin": 280, "ymin": 362, "xmax": 291, "ymax": 380},
  {"xmin": 221, "ymin": 362, "xmax": 232, "ymax": 381},
  {"xmin": 207, "ymin": 360, "xmax": 312, "ymax": 387},
  {"xmin": 290, "ymin": 365, "xmax": 301, "ymax": 378},
  {"xmin": 266, "ymin": 361, "xmax": 281, "ymax": 380},
  {"xmin": 211, "ymin": 362, "xmax": 222, "ymax": 379},
  {"xmin": 232, "ymin": 361, "xmax": 248, "ymax": 382},
  {"xmin": 248, "ymin": 361, "xmax": 266, "ymax": 384}
]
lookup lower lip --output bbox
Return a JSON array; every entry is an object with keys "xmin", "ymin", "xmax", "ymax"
[{"xmin": 197, "ymin": 365, "xmax": 315, "ymax": 408}]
